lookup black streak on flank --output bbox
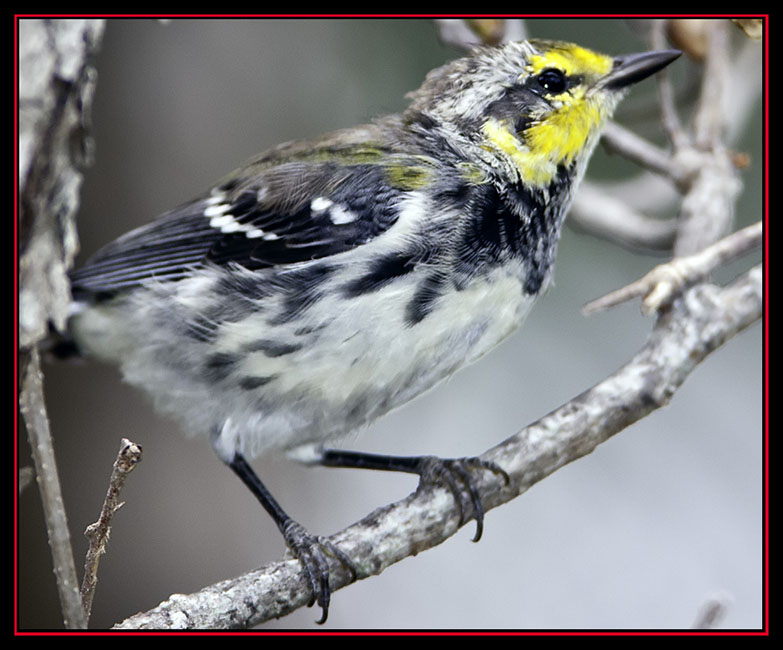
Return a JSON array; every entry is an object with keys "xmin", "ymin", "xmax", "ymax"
[
  {"xmin": 270, "ymin": 264, "xmax": 335, "ymax": 325},
  {"xmin": 183, "ymin": 314, "xmax": 219, "ymax": 343},
  {"xmin": 217, "ymin": 272, "xmax": 271, "ymax": 303},
  {"xmin": 205, "ymin": 352, "xmax": 240, "ymax": 381},
  {"xmin": 405, "ymin": 271, "xmax": 446, "ymax": 326},
  {"xmin": 245, "ymin": 340, "xmax": 302, "ymax": 357},
  {"xmin": 239, "ymin": 375, "xmax": 276, "ymax": 390},
  {"xmin": 342, "ymin": 252, "xmax": 417, "ymax": 297}
]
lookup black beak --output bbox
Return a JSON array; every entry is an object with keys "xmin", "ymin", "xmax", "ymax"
[{"xmin": 602, "ymin": 49, "xmax": 682, "ymax": 91}]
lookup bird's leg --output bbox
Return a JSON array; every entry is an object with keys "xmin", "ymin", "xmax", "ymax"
[
  {"xmin": 227, "ymin": 453, "xmax": 356, "ymax": 624},
  {"xmin": 319, "ymin": 449, "xmax": 509, "ymax": 542}
]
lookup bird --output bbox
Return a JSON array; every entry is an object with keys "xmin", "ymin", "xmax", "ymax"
[{"xmin": 63, "ymin": 38, "xmax": 680, "ymax": 623}]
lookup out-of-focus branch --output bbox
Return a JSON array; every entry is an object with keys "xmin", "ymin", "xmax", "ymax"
[
  {"xmin": 434, "ymin": 18, "xmax": 527, "ymax": 50},
  {"xmin": 692, "ymin": 592, "xmax": 733, "ymax": 629},
  {"xmin": 672, "ymin": 20, "xmax": 741, "ymax": 256},
  {"xmin": 19, "ymin": 349, "xmax": 87, "ymax": 630},
  {"xmin": 17, "ymin": 17, "xmax": 105, "ymax": 630},
  {"xmin": 569, "ymin": 182, "xmax": 677, "ymax": 251},
  {"xmin": 574, "ymin": 18, "xmax": 760, "ymax": 257},
  {"xmin": 18, "ymin": 18, "xmax": 104, "ymax": 347},
  {"xmin": 601, "ymin": 121, "xmax": 681, "ymax": 183},
  {"xmin": 652, "ymin": 19, "xmax": 687, "ymax": 147},
  {"xmin": 693, "ymin": 20, "xmax": 730, "ymax": 149}
]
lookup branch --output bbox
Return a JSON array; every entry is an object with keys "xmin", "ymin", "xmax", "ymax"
[
  {"xmin": 80, "ymin": 439, "xmax": 143, "ymax": 624},
  {"xmin": 18, "ymin": 18, "xmax": 105, "ymax": 346},
  {"xmin": 115, "ymin": 265, "xmax": 761, "ymax": 630},
  {"xmin": 577, "ymin": 19, "xmax": 760, "ymax": 254},
  {"xmin": 582, "ymin": 221, "xmax": 762, "ymax": 315},
  {"xmin": 569, "ymin": 181, "xmax": 678, "ymax": 251},
  {"xmin": 19, "ymin": 349, "xmax": 87, "ymax": 630},
  {"xmin": 692, "ymin": 592, "xmax": 733, "ymax": 629},
  {"xmin": 601, "ymin": 121, "xmax": 680, "ymax": 183},
  {"xmin": 672, "ymin": 20, "xmax": 740, "ymax": 257},
  {"xmin": 434, "ymin": 18, "xmax": 527, "ymax": 50},
  {"xmin": 17, "ymin": 17, "xmax": 105, "ymax": 630},
  {"xmin": 652, "ymin": 19, "xmax": 687, "ymax": 147}
]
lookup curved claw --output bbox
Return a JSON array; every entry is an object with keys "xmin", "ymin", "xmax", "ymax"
[
  {"xmin": 281, "ymin": 521, "xmax": 357, "ymax": 624},
  {"xmin": 416, "ymin": 456, "xmax": 509, "ymax": 543}
]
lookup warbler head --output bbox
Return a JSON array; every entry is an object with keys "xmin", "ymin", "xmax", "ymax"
[{"xmin": 404, "ymin": 40, "xmax": 680, "ymax": 188}]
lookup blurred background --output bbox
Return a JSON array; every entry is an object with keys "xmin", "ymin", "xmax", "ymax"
[{"xmin": 18, "ymin": 18, "xmax": 763, "ymax": 630}]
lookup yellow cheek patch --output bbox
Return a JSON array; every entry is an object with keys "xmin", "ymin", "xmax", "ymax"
[
  {"xmin": 525, "ymin": 89, "xmax": 609, "ymax": 165},
  {"xmin": 482, "ymin": 89, "xmax": 610, "ymax": 188},
  {"xmin": 528, "ymin": 45, "xmax": 613, "ymax": 78},
  {"xmin": 482, "ymin": 118, "xmax": 555, "ymax": 186},
  {"xmin": 481, "ymin": 44, "xmax": 616, "ymax": 187}
]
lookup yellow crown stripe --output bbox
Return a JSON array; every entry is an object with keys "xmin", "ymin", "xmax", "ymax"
[{"xmin": 528, "ymin": 45, "xmax": 613, "ymax": 78}]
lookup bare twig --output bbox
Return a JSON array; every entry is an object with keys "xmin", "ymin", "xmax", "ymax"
[
  {"xmin": 583, "ymin": 220, "xmax": 761, "ymax": 315},
  {"xmin": 18, "ymin": 466, "xmax": 35, "ymax": 494},
  {"xmin": 17, "ymin": 18, "xmax": 105, "ymax": 630},
  {"xmin": 576, "ymin": 20, "xmax": 760, "ymax": 255},
  {"xmin": 434, "ymin": 18, "xmax": 487, "ymax": 51},
  {"xmin": 115, "ymin": 266, "xmax": 761, "ymax": 630},
  {"xmin": 80, "ymin": 439, "xmax": 143, "ymax": 624},
  {"xmin": 19, "ymin": 349, "xmax": 87, "ymax": 630},
  {"xmin": 652, "ymin": 19, "xmax": 687, "ymax": 147},
  {"xmin": 670, "ymin": 21, "xmax": 741, "ymax": 257},
  {"xmin": 724, "ymin": 37, "xmax": 763, "ymax": 144},
  {"xmin": 672, "ymin": 153, "xmax": 741, "ymax": 257},
  {"xmin": 434, "ymin": 18, "xmax": 527, "ymax": 51},
  {"xmin": 569, "ymin": 182, "xmax": 678, "ymax": 251},
  {"xmin": 692, "ymin": 592, "xmax": 733, "ymax": 629},
  {"xmin": 693, "ymin": 20, "xmax": 730, "ymax": 150},
  {"xmin": 601, "ymin": 121, "xmax": 680, "ymax": 183},
  {"xmin": 499, "ymin": 19, "xmax": 527, "ymax": 43}
]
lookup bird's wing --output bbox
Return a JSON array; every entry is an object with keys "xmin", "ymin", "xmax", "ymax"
[{"xmin": 69, "ymin": 147, "xmax": 429, "ymax": 296}]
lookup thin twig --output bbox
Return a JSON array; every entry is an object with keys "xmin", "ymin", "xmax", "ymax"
[
  {"xmin": 19, "ymin": 349, "xmax": 87, "ymax": 630},
  {"xmin": 433, "ymin": 19, "xmax": 485, "ymax": 51},
  {"xmin": 569, "ymin": 182, "xmax": 678, "ymax": 251},
  {"xmin": 583, "ymin": 220, "xmax": 762, "ymax": 315},
  {"xmin": 692, "ymin": 592, "xmax": 733, "ymax": 629},
  {"xmin": 80, "ymin": 438, "xmax": 143, "ymax": 624},
  {"xmin": 434, "ymin": 18, "xmax": 527, "ymax": 51},
  {"xmin": 601, "ymin": 121, "xmax": 680, "ymax": 184},
  {"xmin": 693, "ymin": 20, "xmax": 730, "ymax": 150},
  {"xmin": 652, "ymin": 19, "xmax": 687, "ymax": 147},
  {"xmin": 115, "ymin": 266, "xmax": 762, "ymax": 630},
  {"xmin": 656, "ymin": 19, "xmax": 741, "ymax": 257},
  {"xmin": 18, "ymin": 466, "xmax": 35, "ymax": 494},
  {"xmin": 585, "ymin": 19, "xmax": 760, "ymax": 256}
]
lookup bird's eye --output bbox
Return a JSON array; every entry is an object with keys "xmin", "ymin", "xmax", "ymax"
[{"xmin": 536, "ymin": 68, "xmax": 568, "ymax": 94}]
